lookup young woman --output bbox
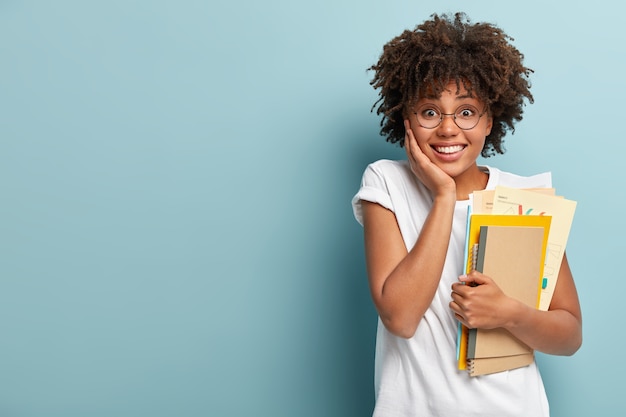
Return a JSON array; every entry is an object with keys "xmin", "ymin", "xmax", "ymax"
[{"xmin": 352, "ymin": 12, "xmax": 582, "ymax": 416}]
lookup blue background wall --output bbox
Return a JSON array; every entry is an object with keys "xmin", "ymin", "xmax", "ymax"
[{"xmin": 0, "ymin": 1, "xmax": 621, "ymax": 416}]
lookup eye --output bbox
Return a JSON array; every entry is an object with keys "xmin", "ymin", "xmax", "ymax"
[
  {"xmin": 419, "ymin": 107, "xmax": 440, "ymax": 120},
  {"xmin": 456, "ymin": 106, "xmax": 478, "ymax": 119}
]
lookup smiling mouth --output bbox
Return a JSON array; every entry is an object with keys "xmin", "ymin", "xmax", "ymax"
[{"xmin": 433, "ymin": 145, "xmax": 466, "ymax": 154}]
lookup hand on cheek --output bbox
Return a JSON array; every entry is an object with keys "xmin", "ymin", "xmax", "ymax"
[{"xmin": 404, "ymin": 120, "xmax": 456, "ymax": 198}]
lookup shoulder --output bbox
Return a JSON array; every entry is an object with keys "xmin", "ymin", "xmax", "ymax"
[
  {"xmin": 482, "ymin": 165, "xmax": 552, "ymax": 189},
  {"xmin": 365, "ymin": 158, "xmax": 410, "ymax": 174},
  {"xmin": 353, "ymin": 159, "xmax": 425, "ymax": 225},
  {"xmin": 360, "ymin": 159, "xmax": 412, "ymax": 185}
]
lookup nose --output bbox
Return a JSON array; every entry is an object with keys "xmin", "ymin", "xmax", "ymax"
[{"xmin": 438, "ymin": 113, "xmax": 459, "ymax": 135}]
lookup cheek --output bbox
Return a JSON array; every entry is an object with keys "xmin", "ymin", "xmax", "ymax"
[
  {"xmin": 471, "ymin": 134, "xmax": 486, "ymax": 148},
  {"xmin": 472, "ymin": 137, "xmax": 487, "ymax": 156}
]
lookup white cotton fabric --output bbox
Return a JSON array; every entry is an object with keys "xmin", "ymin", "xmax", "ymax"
[{"xmin": 352, "ymin": 159, "xmax": 552, "ymax": 417}]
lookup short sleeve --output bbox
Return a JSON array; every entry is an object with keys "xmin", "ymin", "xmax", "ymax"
[{"xmin": 351, "ymin": 162, "xmax": 394, "ymax": 226}]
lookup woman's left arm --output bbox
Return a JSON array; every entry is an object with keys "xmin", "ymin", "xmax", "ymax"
[{"xmin": 450, "ymin": 252, "xmax": 582, "ymax": 355}]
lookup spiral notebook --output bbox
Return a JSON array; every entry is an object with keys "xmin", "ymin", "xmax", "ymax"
[
  {"xmin": 465, "ymin": 224, "xmax": 546, "ymax": 376},
  {"xmin": 457, "ymin": 214, "xmax": 552, "ymax": 376}
]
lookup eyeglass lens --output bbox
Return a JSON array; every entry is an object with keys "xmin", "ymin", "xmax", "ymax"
[{"xmin": 415, "ymin": 104, "xmax": 481, "ymax": 130}]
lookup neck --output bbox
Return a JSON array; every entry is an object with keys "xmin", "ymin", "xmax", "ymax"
[{"xmin": 454, "ymin": 166, "xmax": 488, "ymax": 201}]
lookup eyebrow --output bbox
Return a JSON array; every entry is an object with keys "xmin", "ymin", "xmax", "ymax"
[
  {"xmin": 418, "ymin": 93, "xmax": 477, "ymax": 101},
  {"xmin": 416, "ymin": 97, "xmax": 479, "ymax": 107}
]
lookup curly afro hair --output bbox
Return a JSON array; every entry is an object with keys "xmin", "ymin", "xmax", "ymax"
[{"xmin": 369, "ymin": 12, "xmax": 533, "ymax": 157}]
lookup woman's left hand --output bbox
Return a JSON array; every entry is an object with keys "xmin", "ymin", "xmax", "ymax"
[{"xmin": 449, "ymin": 271, "xmax": 518, "ymax": 330}]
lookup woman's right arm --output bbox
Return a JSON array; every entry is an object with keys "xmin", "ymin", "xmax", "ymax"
[
  {"xmin": 362, "ymin": 190, "xmax": 456, "ymax": 339},
  {"xmin": 361, "ymin": 120, "xmax": 457, "ymax": 338}
]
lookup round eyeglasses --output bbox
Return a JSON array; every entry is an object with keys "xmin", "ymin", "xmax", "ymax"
[{"xmin": 413, "ymin": 104, "xmax": 487, "ymax": 130}]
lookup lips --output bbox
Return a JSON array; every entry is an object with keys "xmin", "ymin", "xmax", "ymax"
[{"xmin": 433, "ymin": 145, "xmax": 466, "ymax": 154}]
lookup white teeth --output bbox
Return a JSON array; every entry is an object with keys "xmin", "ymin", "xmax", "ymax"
[{"xmin": 435, "ymin": 145, "xmax": 464, "ymax": 154}]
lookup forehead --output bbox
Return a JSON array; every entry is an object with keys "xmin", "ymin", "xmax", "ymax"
[{"xmin": 419, "ymin": 79, "xmax": 475, "ymax": 99}]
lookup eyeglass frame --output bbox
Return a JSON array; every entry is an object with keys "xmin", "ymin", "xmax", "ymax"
[{"xmin": 411, "ymin": 103, "xmax": 489, "ymax": 130}]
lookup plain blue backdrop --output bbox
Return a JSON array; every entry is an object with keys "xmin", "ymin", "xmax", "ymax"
[{"xmin": 0, "ymin": 0, "xmax": 622, "ymax": 416}]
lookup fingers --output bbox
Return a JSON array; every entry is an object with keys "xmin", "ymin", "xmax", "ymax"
[
  {"xmin": 450, "ymin": 272, "xmax": 509, "ymax": 329},
  {"xmin": 450, "ymin": 287, "xmax": 477, "ymax": 328},
  {"xmin": 449, "ymin": 297, "xmax": 471, "ymax": 328},
  {"xmin": 450, "ymin": 273, "xmax": 489, "ymax": 312},
  {"xmin": 404, "ymin": 120, "xmax": 416, "ymax": 160},
  {"xmin": 403, "ymin": 119, "xmax": 412, "ymax": 145},
  {"xmin": 404, "ymin": 120, "xmax": 424, "ymax": 154},
  {"xmin": 459, "ymin": 271, "xmax": 491, "ymax": 286},
  {"xmin": 449, "ymin": 300, "xmax": 466, "ymax": 320},
  {"xmin": 451, "ymin": 274, "xmax": 479, "ymax": 295},
  {"xmin": 404, "ymin": 120, "xmax": 429, "ymax": 169}
]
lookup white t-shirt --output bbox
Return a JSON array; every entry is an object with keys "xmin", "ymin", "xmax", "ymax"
[{"xmin": 352, "ymin": 159, "xmax": 553, "ymax": 417}]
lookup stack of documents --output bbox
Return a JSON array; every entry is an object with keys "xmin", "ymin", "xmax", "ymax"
[{"xmin": 457, "ymin": 187, "xmax": 577, "ymax": 376}]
